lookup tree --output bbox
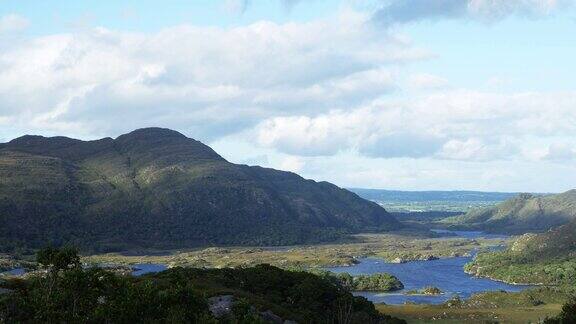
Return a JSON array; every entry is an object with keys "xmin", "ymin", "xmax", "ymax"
[
  {"xmin": 36, "ymin": 246, "xmax": 81, "ymax": 272},
  {"xmin": 544, "ymin": 299, "xmax": 576, "ymax": 324}
]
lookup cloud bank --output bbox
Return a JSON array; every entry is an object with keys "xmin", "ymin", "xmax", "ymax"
[
  {"xmin": 255, "ymin": 90, "xmax": 576, "ymax": 161},
  {"xmin": 373, "ymin": 0, "xmax": 572, "ymax": 24},
  {"xmin": 0, "ymin": 12, "xmax": 424, "ymax": 140}
]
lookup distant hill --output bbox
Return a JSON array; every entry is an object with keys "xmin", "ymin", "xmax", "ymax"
[
  {"xmin": 350, "ymin": 189, "xmax": 519, "ymax": 203},
  {"xmin": 0, "ymin": 128, "xmax": 400, "ymax": 252},
  {"xmin": 466, "ymin": 220, "xmax": 576, "ymax": 285},
  {"xmin": 350, "ymin": 189, "xmax": 519, "ymax": 213},
  {"xmin": 443, "ymin": 191, "xmax": 576, "ymax": 234}
]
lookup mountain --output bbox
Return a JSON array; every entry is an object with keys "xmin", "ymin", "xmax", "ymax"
[
  {"xmin": 465, "ymin": 220, "xmax": 576, "ymax": 285},
  {"xmin": 0, "ymin": 128, "xmax": 400, "ymax": 252},
  {"xmin": 442, "ymin": 190, "xmax": 576, "ymax": 234}
]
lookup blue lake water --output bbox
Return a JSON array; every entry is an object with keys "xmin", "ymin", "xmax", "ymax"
[
  {"xmin": 431, "ymin": 229, "xmax": 510, "ymax": 240},
  {"xmin": 325, "ymin": 231, "xmax": 531, "ymax": 305},
  {"xmin": 131, "ymin": 263, "xmax": 168, "ymax": 276},
  {"xmin": 1, "ymin": 264, "xmax": 168, "ymax": 277},
  {"xmin": 0, "ymin": 268, "xmax": 26, "ymax": 276}
]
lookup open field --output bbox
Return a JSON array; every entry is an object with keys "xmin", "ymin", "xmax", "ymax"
[
  {"xmin": 377, "ymin": 286, "xmax": 574, "ymax": 323},
  {"xmin": 377, "ymin": 303, "xmax": 562, "ymax": 323},
  {"xmin": 84, "ymin": 233, "xmax": 510, "ymax": 270}
]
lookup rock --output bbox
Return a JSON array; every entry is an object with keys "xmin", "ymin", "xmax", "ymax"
[
  {"xmin": 260, "ymin": 310, "xmax": 283, "ymax": 324},
  {"xmin": 202, "ymin": 247, "xmax": 230, "ymax": 255},
  {"xmin": 208, "ymin": 295, "xmax": 235, "ymax": 318},
  {"xmin": 0, "ymin": 288, "xmax": 12, "ymax": 295},
  {"xmin": 390, "ymin": 257, "xmax": 406, "ymax": 264}
]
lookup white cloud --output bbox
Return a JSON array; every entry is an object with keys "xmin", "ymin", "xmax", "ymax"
[
  {"xmin": 0, "ymin": 14, "xmax": 29, "ymax": 33},
  {"xmin": 254, "ymin": 90, "xmax": 576, "ymax": 161},
  {"xmin": 543, "ymin": 143, "xmax": 576, "ymax": 161},
  {"xmin": 407, "ymin": 73, "xmax": 449, "ymax": 90},
  {"xmin": 279, "ymin": 156, "xmax": 305, "ymax": 172},
  {"xmin": 226, "ymin": 0, "xmax": 306, "ymax": 13},
  {"xmin": 438, "ymin": 138, "xmax": 517, "ymax": 161},
  {"xmin": 0, "ymin": 12, "xmax": 426, "ymax": 139}
]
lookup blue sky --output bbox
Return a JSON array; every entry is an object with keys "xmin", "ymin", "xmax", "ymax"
[
  {"xmin": 0, "ymin": 0, "xmax": 338, "ymax": 32},
  {"xmin": 1, "ymin": 0, "xmax": 576, "ymax": 192}
]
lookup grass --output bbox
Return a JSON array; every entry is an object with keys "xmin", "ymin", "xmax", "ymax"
[
  {"xmin": 377, "ymin": 303, "xmax": 562, "ymax": 323},
  {"xmin": 377, "ymin": 286, "xmax": 574, "ymax": 323},
  {"xmin": 83, "ymin": 233, "xmax": 510, "ymax": 270},
  {"xmin": 0, "ymin": 254, "xmax": 34, "ymax": 273}
]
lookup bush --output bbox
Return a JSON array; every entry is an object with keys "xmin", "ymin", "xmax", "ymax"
[
  {"xmin": 0, "ymin": 248, "xmax": 406, "ymax": 323},
  {"xmin": 543, "ymin": 299, "xmax": 576, "ymax": 324}
]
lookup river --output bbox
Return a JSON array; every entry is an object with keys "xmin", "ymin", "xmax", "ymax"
[{"xmin": 325, "ymin": 230, "xmax": 532, "ymax": 305}]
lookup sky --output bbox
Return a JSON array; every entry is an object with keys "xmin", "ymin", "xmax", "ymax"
[{"xmin": 0, "ymin": 0, "xmax": 575, "ymax": 193}]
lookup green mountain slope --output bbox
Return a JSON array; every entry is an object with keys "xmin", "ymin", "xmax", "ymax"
[
  {"xmin": 0, "ymin": 128, "xmax": 400, "ymax": 252},
  {"xmin": 465, "ymin": 220, "xmax": 576, "ymax": 285},
  {"xmin": 443, "ymin": 191, "xmax": 576, "ymax": 234}
]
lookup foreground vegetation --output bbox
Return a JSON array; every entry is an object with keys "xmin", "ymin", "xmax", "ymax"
[
  {"xmin": 0, "ymin": 254, "xmax": 34, "ymax": 273},
  {"xmin": 0, "ymin": 247, "xmax": 405, "ymax": 323},
  {"xmin": 378, "ymin": 303, "xmax": 562, "ymax": 323},
  {"xmin": 84, "ymin": 233, "xmax": 509, "ymax": 270},
  {"xmin": 466, "ymin": 221, "xmax": 576, "ymax": 285},
  {"xmin": 378, "ymin": 287, "xmax": 576, "ymax": 323}
]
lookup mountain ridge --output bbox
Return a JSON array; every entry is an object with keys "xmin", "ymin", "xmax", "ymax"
[
  {"xmin": 465, "ymin": 220, "xmax": 576, "ymax": 285},
  {"xmin": 0, "ymin": 128, "xmax": 400, "ymax": 252},
  {"xmin": 442, "ymin": 190, "xmax": 576, "ymax": 234}
]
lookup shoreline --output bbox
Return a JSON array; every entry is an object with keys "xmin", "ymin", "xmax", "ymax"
[{"xmin": 463, "ymin": 268, "xmax": 545, "ymax": 286}]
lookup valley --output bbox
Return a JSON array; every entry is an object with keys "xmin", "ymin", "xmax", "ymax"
[
  {"xmin": 1, "ymin": 130, "xmax": 575, "ymax": 323},
  {"xmin": 82, "ymin": 232, "xmax": 508, "ymax": 270}
]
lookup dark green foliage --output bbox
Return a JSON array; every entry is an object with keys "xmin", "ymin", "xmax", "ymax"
[
  {"xmin": 0, "ymin": 128, "xmax": 400, "ymax": 253},
  {"xmin": 160, "ymin": 264, "xmax": 404, "ymax": 323},
  {"xmin": 1, "ymin": 267, "xmax": 214, "ymax": 323},
  {"xmin": 350, "ymin": 273, "xmax": 404, "ymax": 292},
  {"xmin": 36, "ymin": 246, "xmax": 81, "ymax": 271},
  {"xmin": 466, "ymin": 221, "xmax": 576, "ymax": 285},
  {"xmin": 0, "ymin": 249, "xmax": 405, "ymax": 323},
  {"xmin": 307, "ymin": 270, "xmax": 404, "ymax": 292},
  {"xmin": 543, "ymin": 299, "xmax": 576, "ymax": 324},
  {"xmin": 1, "ymin": 249, "xmax": 213, "ymax": 323}
]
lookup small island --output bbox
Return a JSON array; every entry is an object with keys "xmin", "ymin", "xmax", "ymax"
[
  {"xmin": 336, "ymin": 272, "xmax": 405, "ymax": 292},
  {"xmin": 405, "ymin": 286, "xmax": 443, "ymax": 295},
  {"xmin": 309, "ymin": 270, "xmax": 404, "ymax": 292}
]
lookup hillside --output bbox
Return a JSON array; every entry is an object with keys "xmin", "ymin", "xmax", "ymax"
[
  {"xmin": 0, "ymin": 248, "xmax": 405, "ymax": 323},
  {"xmin": 465, "ymin": 220, "xmax": 576, "ymax": 285},
  {"xmin": 442, "ymin": 191, "xmax": 576, "ymax": 234},
  {"xmin": 0, "ymin": 128, "xmax": 400, "ymax": 252}
]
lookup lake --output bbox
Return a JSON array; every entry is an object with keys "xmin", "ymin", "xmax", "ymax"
[
  {"xmin": 132, "ymin": 263, "xmax": 168, "ymax": 276},
  {"xmin": 431, "ymin": 229, "xmax": 510, "ymax": 240},
  {"xmin": 325, "ymin": 230, "xmax": 531, "ymax": 305},
  {"xmin": 1, "ymin": 264, "xmax": 168, "ymax": 277},
  {"xmin": 0, "ymin": 268, "xmax": 26, "ymax": 276}
]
